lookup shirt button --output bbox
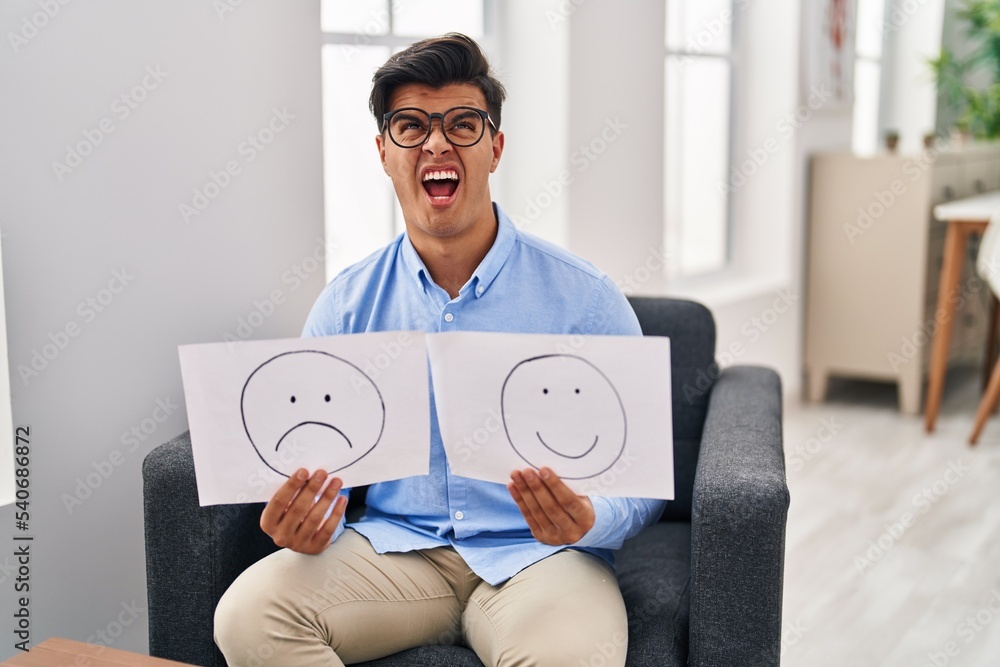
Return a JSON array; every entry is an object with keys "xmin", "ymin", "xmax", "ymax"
[
  {"xmin": 454, "ymin": 510, "xmax": 465, "ymax": 520},
  {"xmin": 476, "ymin": 285, "xmax": 484, "ymax": 295},
  {"xmin": 444, "ymin": 313, "xmax": 454, "ymax": 323}
]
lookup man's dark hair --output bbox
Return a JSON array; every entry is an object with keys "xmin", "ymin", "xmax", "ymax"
[{"xmin": 369, "ymin": 32, "xmax": 506, "ymax": 133}]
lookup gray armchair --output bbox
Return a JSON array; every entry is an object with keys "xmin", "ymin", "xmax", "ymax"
[{"xmin": 143, "ymin": 297, "xmax": 789, "ymax": 666}]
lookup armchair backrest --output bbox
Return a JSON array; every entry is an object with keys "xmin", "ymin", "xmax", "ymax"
[{"xmin": 626, "ymin": 297, "xmax": 716, "ymax": 522}]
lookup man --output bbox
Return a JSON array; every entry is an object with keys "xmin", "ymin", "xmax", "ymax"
[{"xmin": 214, "ymin": 33, "xmax": 665, "ymax": 667}]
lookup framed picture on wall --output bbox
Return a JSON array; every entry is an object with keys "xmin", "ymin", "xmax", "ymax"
[{"xmin": 805, "ymin": 0, "xmax": 857, "ymax": 110}]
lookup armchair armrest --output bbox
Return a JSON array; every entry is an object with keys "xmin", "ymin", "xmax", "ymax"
[
  {"xmin": 688, "ymin": 366, "xmax": 789, "ymax": 667},
  {"xmin": 142, "ymin": 431, "xmax": 278, "ymax": 667}
]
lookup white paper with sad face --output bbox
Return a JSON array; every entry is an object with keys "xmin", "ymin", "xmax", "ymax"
[
  {"xmin": 179, "ymin": 332, "xmax": 429, "ymax": 506},
  {"xmin": 426, "ymin": 332, "xmax": 674, "ymax": 500}
]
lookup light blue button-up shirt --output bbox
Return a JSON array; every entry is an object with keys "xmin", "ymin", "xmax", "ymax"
[{"xmin": 302, "ymin": 203, "xmax": 666, "ymax": 584}]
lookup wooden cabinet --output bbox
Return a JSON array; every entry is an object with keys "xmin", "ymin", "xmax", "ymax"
[{"xmin": 804, "ymin": 144, "xmax": 1000, "ymax": 414}]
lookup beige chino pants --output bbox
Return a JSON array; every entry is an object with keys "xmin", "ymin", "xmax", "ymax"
[{"xmin": 214, "ymin": 529, "xmax": 628, "ymax": 667}]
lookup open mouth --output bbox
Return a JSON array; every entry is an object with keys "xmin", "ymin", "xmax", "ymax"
[
  {"xmin": 421, "ymin": 168, "xmax": 460, "ymax": 205},
  {"xmin": 536, "ymin": 432, "xmax": 599, "ymax": 459}
]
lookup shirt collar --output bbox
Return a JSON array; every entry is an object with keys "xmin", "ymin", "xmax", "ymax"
[{"xmin": 398, "ymin": 202, "xmax": 517, "ymax": 299}]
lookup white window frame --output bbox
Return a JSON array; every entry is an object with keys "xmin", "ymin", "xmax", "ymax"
[
  {"xmin": 320, "ymin": 1, "xmax": 495, "ymax": 281},
  {"xmin": 664, "ymin": 2, "xmax": 741, "ymax": 281},
  {"xmin": 852, "ymin": 0, "xmax": 888, "ymax": 155}
]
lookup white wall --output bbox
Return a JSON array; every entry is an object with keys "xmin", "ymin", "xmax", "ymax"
[
  {"xmin": 567, "ymin": 1, "xmax": 668, "ymax": 295},
  {"xmin": 556, "ymin": 0, "xmax": 809, "ymax": 398},
  {"xmin": 710, "ymin": 0, "xmax": 812, "ymax": 399},
  {"xmin": 0, "ymin": 236, "xmax": 14, "ymax": 508},
  {"xmin": 0, "ymin": 1, "xmax": 324, "ymax": 657},
  {"xmin": 492, "ymin": 0, "xmax": 570, "ymax": 248}
]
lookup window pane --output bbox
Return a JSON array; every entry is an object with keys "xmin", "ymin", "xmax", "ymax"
[
  {"xmin": 856, "ymin": 0, "xmax": 886, "ymax": 59},
  {"xmin": 321, "ymin": 0, "xmax": 389, "ymax": 35},
  {"xmin": 852, "ymin": 59, "xmax": 881, "ymax": 155},
  {"xmin": 665, "ymin": 56, "xmax": 731, "ymax": 277},
  {"xmin": 322, "ymin": 44, "xmax": 395, "ymax": 280},
  {"xmin": 393, "ymin": 0, "xmax": 483, "ymax": 38},
  {"xmin": 666, "ymin": 0, "xmax": 732, "ymax": 55}
]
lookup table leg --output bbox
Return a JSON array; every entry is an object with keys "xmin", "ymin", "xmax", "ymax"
[{"xmin": 925, "ymin": 222, "xmax": 970, "ymax": 432}]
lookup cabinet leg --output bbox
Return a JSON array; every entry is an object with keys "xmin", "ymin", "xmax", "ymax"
[
  {"xmin": 807, "ymin": 368, "xmax": 829, "ymax": 402},
  {"xmin": 898, "ymin": 376, "xmax": 921, "ymax": 416}
]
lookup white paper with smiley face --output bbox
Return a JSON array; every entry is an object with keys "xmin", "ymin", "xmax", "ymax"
[
  {"xmin": 501, "ymin": 355, "xmax": 626, "ymax": 479},
  {"xmin": 179, "ymin": 331, "xmax": 430, "ymax": 506},
  {"xmin": 241, "ymin": 351, "xmax": 385, "ymax": 477},
  {"xmin": 426, "ymin": 331, "xmax": 674, "ymax": 500}
]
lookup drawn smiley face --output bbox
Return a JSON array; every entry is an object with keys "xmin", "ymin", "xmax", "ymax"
[
  {"xmin": 500, "ymin": 354, "xmax": 626, "ymax": 479},
  {"xmin": 240, "ymin": 351, "xmax": 385, "ymax": 477}
]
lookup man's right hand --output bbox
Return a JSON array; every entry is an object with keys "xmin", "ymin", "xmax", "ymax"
[{"xmin": 260, "ymin": 469, "xmax": 347, "ymax": 555}]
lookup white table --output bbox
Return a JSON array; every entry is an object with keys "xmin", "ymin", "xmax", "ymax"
[{"xmin": 925, "ymin": 191, "xmax": 1000, "ymax": 432}]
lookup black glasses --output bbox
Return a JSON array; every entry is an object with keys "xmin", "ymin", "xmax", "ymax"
[{"xmin": 382, "ymin": 106, "xmax": 497, "ymax": 148}]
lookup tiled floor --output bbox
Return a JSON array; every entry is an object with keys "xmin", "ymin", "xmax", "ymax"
[{"xmin": 781, "ymin": 368, "xmax": 1000, "ymax": 667}]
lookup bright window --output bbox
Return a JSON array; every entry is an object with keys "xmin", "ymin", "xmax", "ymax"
[
  {"xmin": 320, "ymin": 1, "xmax": 487, "ymax": 280},
  {"xmin": 852, "ymin": 0, "xmax": 886, "ymax": 154},
  {"xmin": 664, "ymin": 0, "xmax": 737, "ymax": 279}
]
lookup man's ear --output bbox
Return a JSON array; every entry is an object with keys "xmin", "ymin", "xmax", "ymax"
[
  {"xmin": 489, "ymin": 130, "xmax": 505, "ymax": 173},
  {"xmin": 376, "ymin": 133, "xmax": 389, "ymax": 175}
]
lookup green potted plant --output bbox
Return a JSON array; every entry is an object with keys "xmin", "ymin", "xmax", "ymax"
[
  {"xmin": 930, "ymin": 0, "xmax": 1000, "ymax": 139},
  {"xmin": 884, "ymin": 129, "xmax": 900, "ymax": 152}
]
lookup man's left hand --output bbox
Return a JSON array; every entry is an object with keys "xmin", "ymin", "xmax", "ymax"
[{"xmin": 508, "ymin": 467, "xmax": 594, "ymax": 545}]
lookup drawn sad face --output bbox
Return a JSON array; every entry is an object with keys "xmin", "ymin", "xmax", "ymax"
[
  {"xmin": 501, "ymin": 354, "xmax": 626, "ymax": 479},
  {"xmin": 241, "ymin": 351, "xmax": 385, "ymax": 477}
]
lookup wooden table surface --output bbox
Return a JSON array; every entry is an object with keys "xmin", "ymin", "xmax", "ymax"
[{"xmin": 0, "ymin": 638, "xmax": 194, "ymax": 666}]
